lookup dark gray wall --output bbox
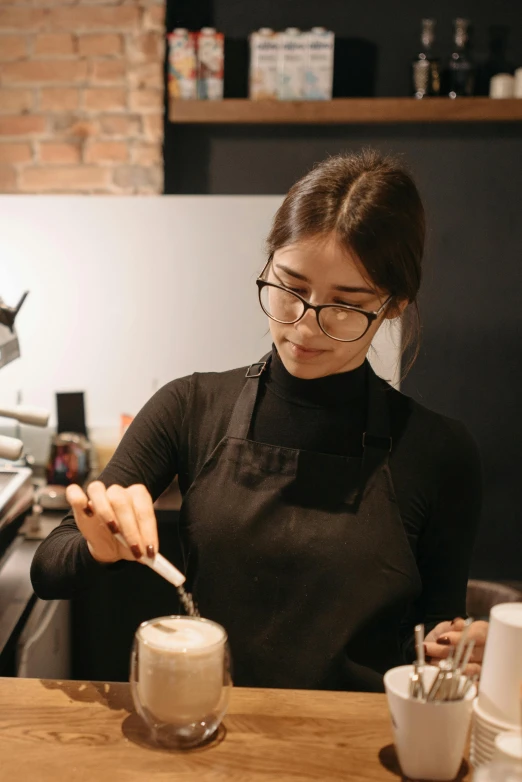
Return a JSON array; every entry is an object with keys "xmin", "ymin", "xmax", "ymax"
[
  {"xmin": 164, "ymin": 1, "xmax": 522, "ymax": 581},
  {"xmin": 399, "ymin": 134, "xmax": 522, "ymax": 580}
]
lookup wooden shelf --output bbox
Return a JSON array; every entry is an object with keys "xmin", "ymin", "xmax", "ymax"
[{"xmin": 169, "ymin": 98, "xmax": 522, "ymax": 125}]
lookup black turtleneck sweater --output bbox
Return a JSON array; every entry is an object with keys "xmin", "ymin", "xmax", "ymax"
[{"xmin": 31, "ymin": 347, "xmax": 482, "ymax": 654}]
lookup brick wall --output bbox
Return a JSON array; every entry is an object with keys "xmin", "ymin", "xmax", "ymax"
[{"xmin": 0, "ymin": 0, "xmax": 165, "ymax": 194}]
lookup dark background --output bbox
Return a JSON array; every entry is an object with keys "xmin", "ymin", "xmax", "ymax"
[{"xmin": 162, "ymin": 1, "xmax": 522, "ymax": 581}]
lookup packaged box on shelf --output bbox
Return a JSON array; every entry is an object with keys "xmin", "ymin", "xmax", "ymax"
[
  {"xmin": 167, "ymin": 28, "xmax": 197, "ymax": 100},
  {"xmin": 277, "ymin": 28, "xmax": 307, "ymax": 100},
  {"xmin": 197, "ymin": 27, "xmax": 224, "ymax": 100},
  {"xmin": 249, "ymin": 28, "xmax": 279, "ymax": 100},
  {"xmin": 304, "ymin": 27, "xmax": 335, "ymax": 100}
]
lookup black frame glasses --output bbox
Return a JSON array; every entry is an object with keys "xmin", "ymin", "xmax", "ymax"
[{"xmin": 256, "ymin": 264, "xmax": 393, "ymax": 343}]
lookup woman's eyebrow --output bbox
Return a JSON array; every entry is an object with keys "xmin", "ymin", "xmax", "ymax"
[{"xmin": 274, "ymin": 263, "xmax": 375, "ymax": 295}]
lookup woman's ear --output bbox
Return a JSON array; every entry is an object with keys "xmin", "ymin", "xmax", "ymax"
[{"xmin": 385, "ymin": 298, "xmax": 409, "ymax": 320}]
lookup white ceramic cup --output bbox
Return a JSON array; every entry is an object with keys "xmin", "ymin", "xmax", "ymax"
[
  {"xmin": 384, "ymin": 665, "xmax": 477, "ymax": 781},
  {"xmin": 478, "ymin": 603, "xmax": 522, "ymax": 726},
  {"xmin": 494, "ymin": 732, "xmax": 522, "ymax": 767},
  {"xmin": 489, "ymin": 73, "xmax": 515, "ymax": 98}
]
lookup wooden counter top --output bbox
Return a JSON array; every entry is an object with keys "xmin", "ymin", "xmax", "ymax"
[{"xmin": 0, "ymin": 677, "xmax": 471, "ymax": 781}]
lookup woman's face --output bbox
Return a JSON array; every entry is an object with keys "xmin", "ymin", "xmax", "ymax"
[{"xmin": 266, "ymin": 235, "xmax": 402, "ymax": 379}]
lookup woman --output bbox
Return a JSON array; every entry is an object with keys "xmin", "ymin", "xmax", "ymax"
[{"xmin": 31, "ymin": 150, "xmax": 487, "ymax": 691}]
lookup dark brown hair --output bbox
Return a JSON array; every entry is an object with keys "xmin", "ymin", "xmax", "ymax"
[{"xmin": 266, "ymin": 149, "xmax": 425, "ymax": 376}]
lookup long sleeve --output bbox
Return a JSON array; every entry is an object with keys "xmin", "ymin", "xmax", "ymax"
[
  {"xmin": 30, "ymin": 375, "xmax": 191, "ymax": 600},
  {"xmin": 417, "ymin": 419, "xmax": 482, "ymax": 621},
  {"xmin": 400, "ymin": 417, "xmax": 482, "ymax": 659}
]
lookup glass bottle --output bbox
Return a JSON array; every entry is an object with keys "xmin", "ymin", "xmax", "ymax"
[
  {"xmin": 446, "ymin": 18, "xmax": 475, "ymax": 98},
  {"xmin": 412, "ymin": 19, "xmax": 441, "ymax": 98},
  {"xmin": 475, "ymin": 25, "xmax": 514, "ymax": 96}
]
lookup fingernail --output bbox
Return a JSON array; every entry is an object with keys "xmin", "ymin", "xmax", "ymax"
[
  {"xmin": 83, "ymin": 505, "xmax": 94, "ymax": 518},
  {"xmin": 437, "ymin": 636, "xmax": 451, "ymax": 646},
  {"xmin": 452, "ymin": 617, "xmax": 463, "ymax": 625},
  {"xmin": 106, "ymin": 520, "xmax": 119, "ymax": 534},
  {"xmin": 146, "ymin": 544, "xmax": 155, "ymax": 559},
  {"xmin": 130, "ymin": 544, "xmax": 142, "ymax": 559}
]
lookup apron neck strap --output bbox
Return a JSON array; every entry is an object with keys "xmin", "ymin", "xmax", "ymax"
[
  {"xmin": 226, "ymin": 353, "xmax": 271, "ymax": 440},
  {"xmin": 357, "ymin": 368, "xmax": 393, "ymax": 504},
  {"xmin": 362, "ymin": 366, "xmax": 392, "ymax": 450}
]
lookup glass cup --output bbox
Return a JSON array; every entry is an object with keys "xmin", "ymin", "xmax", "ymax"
[{"xmin": 130, "ymin": 615, "xmax": 232, "ymax": 749}]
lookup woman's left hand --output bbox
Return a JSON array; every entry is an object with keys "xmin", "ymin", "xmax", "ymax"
[{"xmin": 424, "ymin": 617, "xmax": 489, "ymax": 678}]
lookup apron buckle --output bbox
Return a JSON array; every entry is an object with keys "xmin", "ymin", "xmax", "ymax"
[
  {"xmin": 362, "ymin": 432, "xmax": 392, "ymax": 452},
  {"xmin": 245, "ymin": 361, "xmax": 267, "ymax": 378}
]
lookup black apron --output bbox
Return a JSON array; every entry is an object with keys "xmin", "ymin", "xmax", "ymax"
[{"xmin": 178, "ymin": 354, "xmax": 422, "ymax": 692}]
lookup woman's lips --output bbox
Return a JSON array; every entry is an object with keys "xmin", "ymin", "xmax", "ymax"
[{"xmin": 286, "ymin": 340, "xmax": 325, "ymax": 359}]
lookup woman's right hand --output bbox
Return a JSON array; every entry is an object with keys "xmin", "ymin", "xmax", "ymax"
[{"xmin": 65, "ymin": 480, "xmax": 159, "ymax": 564}]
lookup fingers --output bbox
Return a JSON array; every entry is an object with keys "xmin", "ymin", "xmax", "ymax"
[
  {"xmin": 450, "ymin": 617, "xmax": 467, "ymax": 631},
  {"xmin": 67, "ymin": 481, "xmax": 159, "ymax": 564},
  {"xmin": 463, "ymin": 662, "xmax": 482, "ymax": 679},
  {"xmin": 434, "ymin": 628, "xmax": 486, "ymax": 660},
  {"xmin": 65, "ymin": 482, "xmax": 88, "ymax": 514},
  {"xmin": 424, "ymin": 621, "xmax": 453, "ymax": 643},
  {"xmin": 424, "ymin": 641, "xmax": 452, "ymax": 662},
  {"xmin": 87, "ymin": 481, "xmax": 159, "ymax": 562},
  {"xmin": 102, "ymin": 483, "xmax": 144, "ymax": 559},
  {"xmin": 66, "ymin": 483, "xmax": 122, "ymax": 563},
  {"xmin": 83, "ymin": 481, "xmax": 131, "ymax": 562},
  {"xmin": 424, "ymin": 617, "xmax": 470, "ymax": 646},
  {"xmin": 425, "ymin": 642, "xmax": 483, "ymax": 668},
  {"xmin": 87, "ymin": 480, "xmax": 126, "ymax": 539},
  {"xmin": 425, "ymin": 626, "xmax": 485, "ymax": 665},
  {"xmin": 127, "ymin": 484, "xmax": 159, "ymax": 559},
  {"xmin": 467, "ymin": 620, "xmax": 489, "ymax": 645}
]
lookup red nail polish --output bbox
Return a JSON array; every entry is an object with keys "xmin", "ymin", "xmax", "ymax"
[
  {"xmin": 437, "ymin": 636, "xmax": 451, "ymax": 646},
  {"xmin": 130, "ymin": 544, "xmax": 142, "ymax": 559},
  {"xmin": 146, "ymin": 545, "xmax": 155, "ymax": 558},
  {"xmin": 106, "ymin": 520, "xmax": 119, "ymax": 534},
  {"xmin": 83, "ymin": 505, "xmax": 94, "ymax": 518}
]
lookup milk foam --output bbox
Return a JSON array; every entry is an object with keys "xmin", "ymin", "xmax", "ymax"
[{"xmin": 140, "ymin": 617, "xmax": 224, "ymax": 652}]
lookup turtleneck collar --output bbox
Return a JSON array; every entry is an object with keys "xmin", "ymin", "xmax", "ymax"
[{"xmin": 266, "ymin": 344, "xmax": 368, "ymax": 409}]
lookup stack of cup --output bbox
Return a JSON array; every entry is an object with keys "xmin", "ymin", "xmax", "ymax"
[
  {"xmin": 474, "ymin": 760, "xmax": 522, "ymax": 782},
  {"xmin": 494, "ymin": 731, "xmax": 522, "ymax": 767},
  {"xmin": 471, "ymin": 603, "xmax": 522, "ymax": 768}
]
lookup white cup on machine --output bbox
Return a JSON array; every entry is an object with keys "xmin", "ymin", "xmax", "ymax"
[
  {"xmin": 384, "ymin": 665, "xmax": 476, "ymax": 781},
  {"xmin": 479, "ymin": 603, "xmax": 522, "ymax": 727}
]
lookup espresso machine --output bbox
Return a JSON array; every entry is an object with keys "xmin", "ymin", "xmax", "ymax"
[
  {"xmin": 0, "ymin": 293, "xmax": 46, "ymax": 546},
  {"xmin": 0, "ymin": 293, "xmax": 70, "ymax": 678}
]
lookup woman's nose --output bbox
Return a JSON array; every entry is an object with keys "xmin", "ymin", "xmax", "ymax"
[{"xmin": 295, "ymin": 306, "xmax": 321, "ymax": 338}]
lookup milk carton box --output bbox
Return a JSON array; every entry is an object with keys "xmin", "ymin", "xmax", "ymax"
[
  {"xmin": 197, "ymin": 27, "xmax": 224, "ymax": 100},
  {"xmin": 249, "ymin": 28, "xmax": 279, "ymax": 100},
  {"xmin": 167, "ymin": 28, "xmax": 197, "ymax": 100},
  {"xmin": 277, "ymin": 28, "xmax": 307, "ymax": 100},
  {"xmin": 304, "ymin": 27, "xmax": 335, "ymax": 100}
]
